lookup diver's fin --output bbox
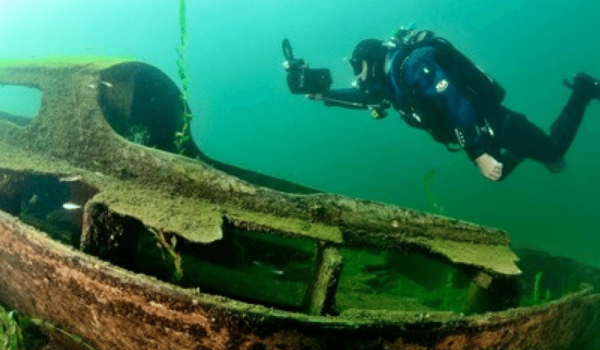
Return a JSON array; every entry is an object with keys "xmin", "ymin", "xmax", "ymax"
[{"xmin": 543, "ymin": 158, "xmax": 567, "ymax": 174}]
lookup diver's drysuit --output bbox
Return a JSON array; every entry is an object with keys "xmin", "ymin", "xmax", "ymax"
[{"xmin": 319, "ymin": 29, "xmax": 598, "ymax": 179}]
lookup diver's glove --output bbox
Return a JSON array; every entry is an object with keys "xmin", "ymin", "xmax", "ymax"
[{"xmin": 563, "ymin": 72, "xmax": 600, "ymax": 102}]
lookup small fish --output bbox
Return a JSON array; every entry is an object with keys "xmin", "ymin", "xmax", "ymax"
[
  {"xmin": 59, "ymin": 175, "xmax": 82, "ymax": 182},
  {"xmin": 253, "ymin": 261, "xmax": 285, "ymax": 275},
  {"xmin": 101, "ymin": 81, "xmax": 113, "ymax": 88},
  {"xmin": 87, "ymin": 83, "xmax": 96, "ymax": 89},
  {"xmin": 62, "ymin": 202, "xmax": 82, "ymax": 210},
  {"xmin": 29, "ymin": 194, "xmax": 38, "ymax": 204}
]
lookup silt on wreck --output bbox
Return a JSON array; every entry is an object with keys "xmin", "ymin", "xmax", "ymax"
[{"xmin": 0, "ymin": 58, "xmax": 599, "ymax": 350}]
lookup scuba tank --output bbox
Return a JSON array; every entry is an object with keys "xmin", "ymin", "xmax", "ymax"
[
  {"xmin": 386, "ymin": 26, "xmax": 506, "ymax": 115},
  {"xmin": 385, "ymin": 26, "xmax": 506, "ymax": 151}
]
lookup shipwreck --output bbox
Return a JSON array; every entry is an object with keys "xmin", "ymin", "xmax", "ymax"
[{"xmin": 0, "ymin": 58, "xmax": 599, "ymax": 350}]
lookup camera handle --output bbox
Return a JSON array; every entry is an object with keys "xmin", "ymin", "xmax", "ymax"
[
  {"xmin": 282, "ymin": 38, "xmax": 306, "ymax": 72},
  {"xmin": 282, "ymin": 38, "xmax": 294, "ymax": 61}
]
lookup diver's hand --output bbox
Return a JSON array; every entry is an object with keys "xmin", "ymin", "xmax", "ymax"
[
  {"xmin": 476, "ymin": 153, "xmax": 503, "ymax": 181},
  {"xmin": 306, "ymin": 93, "xmax": 323, "ymax": 100}
]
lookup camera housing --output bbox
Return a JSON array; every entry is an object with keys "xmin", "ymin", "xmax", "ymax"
[
  {"xmin": 286, "ymin": 66, "xmax": 332, "ymax": 95},
  {"xmin": 283, "ymin": 38, "xmax": 332, "ymax": 95}
]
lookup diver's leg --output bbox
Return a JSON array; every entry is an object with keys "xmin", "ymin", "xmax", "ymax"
[
  {"xmin": 492, "ymin": 109, "xmax": 565, "ymax": 172},
  {"xmin": 541, "ymin": 72, "xmax": 600, "ymax": 163},
  {"xmin": 496, "ymin": 81, "xmax": 595, "ymax": 170},
  {"xmin": 545, "ymin": 92, "xmax": 590, "ymax": 161}
]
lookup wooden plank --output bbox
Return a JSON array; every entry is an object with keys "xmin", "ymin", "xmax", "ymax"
[{"xmin": 302, "ymin": 243, "xmax": 343, "ymax": 315}]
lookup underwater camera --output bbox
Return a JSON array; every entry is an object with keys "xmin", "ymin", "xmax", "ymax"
[{"xmin": 282, "ymin": 38, "xmax": 332, "ymax": 94}]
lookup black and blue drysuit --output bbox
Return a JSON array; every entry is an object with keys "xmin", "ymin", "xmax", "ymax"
[{"xmin": 320, "ymin": 43, "xmax": 592, "ymax": 180}]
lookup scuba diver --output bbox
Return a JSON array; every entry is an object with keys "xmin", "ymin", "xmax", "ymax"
[{"xmin": 281, "ymin": 27, "xmax": 600, "ymax": 181}]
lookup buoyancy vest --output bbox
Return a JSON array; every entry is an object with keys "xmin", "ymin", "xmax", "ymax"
[{"xmin": 385, "ymin": 30, "xmax": 505, "ymax": 148}]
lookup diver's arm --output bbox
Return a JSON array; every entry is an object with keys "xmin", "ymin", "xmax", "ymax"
[
  {"xmin": 405, "ymin": 47, "xmax": 496, "ymax": 162},
  {"xmin": 436, "ymin": 85, "xmax": 504, "ymax": 181},
  {"xmin": 309, "ymin": 88, "xmax": 370, "ymax": 110},
  {"xmin": 454, "ymin": 124, "xmax": 493, "ymax": 162}
]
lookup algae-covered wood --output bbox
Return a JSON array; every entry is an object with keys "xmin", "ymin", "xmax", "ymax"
[
  {"xmin": 0, "ymin": 58, "xmax": 599, "ymax": 350},
  {"xmin": 0, "ymin": 211, "xmax": 599, "ymax": 350},
  {"xmin": 0, "ymin": 58, "xmax": 518, "ymax": 276}
]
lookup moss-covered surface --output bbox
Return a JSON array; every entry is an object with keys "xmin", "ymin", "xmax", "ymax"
[
  {"xmin": 0, "ymin": 302, "xmax": 86, "ymax": 350},
  {"xmin": 0, "ymin": 303, "xmax": 21, "ymax": 350},
  {"xmin": 1, "ymin": 211, "xmax": 600, "ymax": 350},
  {"xmin": 336, "ymin": 248, "xmax": 469, "ymax": 314},
  {"xmin": 0, "ymin": 57, "xmax": 517, "ymax": 276},
  {"xmin": 0, "ymin": 58, "xmax": 599, "ymax": 349},
  {"xmin": 0, "ymin": 56, "xmax": 134, "ymax": 70}
]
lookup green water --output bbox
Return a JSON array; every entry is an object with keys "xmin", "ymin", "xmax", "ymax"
[{"xmin": 0, "ymin": 0, "xmax": 598, "ymax": 267}]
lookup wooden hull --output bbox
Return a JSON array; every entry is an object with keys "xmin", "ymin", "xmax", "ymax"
[
  {"xmin": 0, "ymin": 58, "xmax": 598, "ymax": 350},
  {"xmin": 1, "ymin": 211, "xmax": 599, "ymax": 350}
]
